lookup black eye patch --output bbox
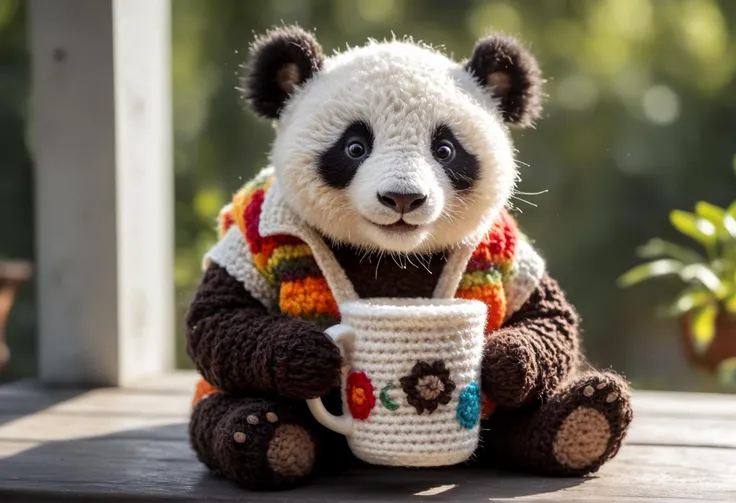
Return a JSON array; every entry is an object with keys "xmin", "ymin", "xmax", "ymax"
[
  {"xmin": 317, "ymin": 121, "xmax": 374, "ymax": 189},
  {"xmin": 431, "ymin": 125, "xmax": 479, "ymax": 191}
]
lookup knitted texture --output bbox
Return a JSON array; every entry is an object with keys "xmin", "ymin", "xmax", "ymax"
[
  {"xmin": 475, "ymin": 371, "xmax": 634, "ymax": 476},
  {"xmin": 399, "ymin": 360, "xmax": 456, "ymax": 415},
  {"xmin": 455, "ymin": 211, "xmax": 517, "ymax": 331},
  {"xmin": 327, "ymin": 240, "xmax": 446, "ymax": 299},
  {"xmin": 481, "ymin": 274, "xmax": 580, "ymax": 407},
  {"xmin": 196, "ymin": 171, "xmax": 545, "ymax": 416},
  {"xmin": 185, "ymin": 261, "xmax": 627, "ymax": 485},
  {"xmin": 186, "ymin": 264, "xmax": 341, "ymax": 400},
  {"xmin": 345, "ymin": 371, "xmax": 376, "ymax": 420},
  {"xmin": 204, "ymin": 225, "xmax": 277, "ymax": 310},
  {"xmin": 215, "ymin": 172, "xmax": 528, "ymax": 332},
  {"xmin": 225, "ymin": 173, "xmax": 341, "ymax": 328},
  {"xmin": 189, "ymin": 393, "xmax": 329, "ymax": 490},
  {"xmin": 504, "ymin": 237, "xmax": 546, "ymax": 315},
  {"xmin": 331, "ymin": 298, "xmax": 486, "ymax": 467},
  {"xmin": 457, "ymin": 381, "xmax": 482, "ymax": 429},
  {"xmin": 181, "ymin": 171, "xmax": 632, "ymax": 485},
  {"xmin": 266, "ymin": 424, "xmax": 317, "ymax": 477}
]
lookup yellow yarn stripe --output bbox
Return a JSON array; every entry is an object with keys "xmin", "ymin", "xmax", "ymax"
[{"xmin": 458, "ymin": 269, "xmax": 502, "ymax": 289}]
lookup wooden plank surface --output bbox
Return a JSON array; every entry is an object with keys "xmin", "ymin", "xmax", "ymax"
[{"xmin": 0, "ymin": 372, "xmax": 734, "ymax": 503}]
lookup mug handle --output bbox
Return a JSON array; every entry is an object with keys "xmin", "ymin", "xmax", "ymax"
[{"xmin": 306, "ymin": 324, "xmax": 356, "ymax": 436}]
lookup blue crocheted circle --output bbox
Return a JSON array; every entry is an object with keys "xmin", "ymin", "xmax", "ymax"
[{"xmin": 456, "ymin": 381, "xmax": 481, "ymax": 429}]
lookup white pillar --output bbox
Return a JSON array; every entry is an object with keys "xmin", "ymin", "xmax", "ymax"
[{"xmin": 28, "ymin": 0, "xmax": 174, "ymax": 386}]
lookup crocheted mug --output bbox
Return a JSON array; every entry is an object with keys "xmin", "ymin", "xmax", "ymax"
[{"xmin": 307, "ymin": 297, "xmax": 487, "ymax": 467}]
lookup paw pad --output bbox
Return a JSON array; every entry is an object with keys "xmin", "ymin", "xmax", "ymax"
[
  {"xmin": 266, "ymin": 412, "xmax": 279, "ymax": 423},
  {"xmin": 246, "ymin": 414, "xmax": 259, "ymax": 425},
  {"xmin": 233, "ymin": 431, "xmax": 247, "ymax": 444},
  {"xmin": 583, "ymin": 385, "xmax": 594, "ymax": 397},
  {"xmin": 267, "ymin": 424, "xmax": 315, "ymax": 477},
  {"xmin": 606, "ymin": 392, "xmax": 619, "ymax": 403},
  {"xmin": 553, "ymin": 406, "xmax": 611, "ymax": 470}
]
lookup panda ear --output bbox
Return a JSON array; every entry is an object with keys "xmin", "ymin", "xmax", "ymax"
[
  {"xmin": 464, "ymin": 34, "xmax": 543, "ymax": 127},
  {"xmin": 241, "ymin": 25, "xmax": 325, "ymax": 119}
]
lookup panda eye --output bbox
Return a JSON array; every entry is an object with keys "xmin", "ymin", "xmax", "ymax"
[
  {"xmin": 434, "ymin": 140, "xmax": 455, "ymax": 162},
  {"xmin": 345, "ymin": 139, "xmax": 367, "ymax": 159}
]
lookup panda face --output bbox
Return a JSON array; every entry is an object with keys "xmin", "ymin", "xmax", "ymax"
[{"xmin": 269, "ymin": 41, "xmax": 518, "ymax": 254}]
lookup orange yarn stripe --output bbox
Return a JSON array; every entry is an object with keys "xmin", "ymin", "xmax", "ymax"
[{"xmin": 280, "ymin": 276, "xmax": 340, "ymax": 319}]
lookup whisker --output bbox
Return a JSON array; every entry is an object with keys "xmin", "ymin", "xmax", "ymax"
[
  {"xmin": 416, "ymin": 253, "xmax": 432, "ymax": 273},
  {"xmin": 359, "ymin": 247, "xmax": 373, "ymax": 264},
  {"xmin": 514, "ymin": 189, "xmax": 549, "ymax": 196},
  {"xmin": 374, "ymin": 250, "xmax": 384, "ymax": 279},
  {"xmin": 510, "ymin": 195, "xmax": 538, "ymax": 208}
]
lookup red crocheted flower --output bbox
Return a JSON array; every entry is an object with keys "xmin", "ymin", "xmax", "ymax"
[{"xmin": 346, "ymin": 371, "xmax": 376, "ymax": 420}]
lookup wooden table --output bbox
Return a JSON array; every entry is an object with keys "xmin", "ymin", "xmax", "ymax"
[{"xmin": 0, "ymin": 372, "xmax": 734, "ymax": 502}]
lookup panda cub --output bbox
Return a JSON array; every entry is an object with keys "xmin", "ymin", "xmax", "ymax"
[{"xmin": 186, "ymin": 25, "xmax": 633, "ymax": 490}]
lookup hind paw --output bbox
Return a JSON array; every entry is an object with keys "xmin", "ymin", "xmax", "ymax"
[
  {"xmin": 215, "ymin": 400, "xmax": 316, "ymax": 489},
  {"xmin": 551, "ymin": 373, "xmax": 633, "ymax": 474}
]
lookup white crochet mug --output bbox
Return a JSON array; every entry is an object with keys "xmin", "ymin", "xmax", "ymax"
[{"xmin": 306, "ymin": 298, "xmax": 487, "ymax": 467}]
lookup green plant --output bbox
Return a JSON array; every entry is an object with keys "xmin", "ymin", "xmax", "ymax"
[{"xmin": 618, "ymin": 156, "xmax": 736, "ymax": 386}]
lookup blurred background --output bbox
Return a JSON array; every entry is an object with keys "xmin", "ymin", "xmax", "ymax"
[{"xmin": 2, "ymin": 0, "xmax": 736, "ymax": 392}]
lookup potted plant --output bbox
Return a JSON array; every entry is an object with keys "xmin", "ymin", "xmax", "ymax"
[
  {"xmin": 0, "ymin": 260, "xmax": 32, "ymax": 374},
  {"xmin": 618, "ymin": 156, "xmax": 736, "ymax": 388}
]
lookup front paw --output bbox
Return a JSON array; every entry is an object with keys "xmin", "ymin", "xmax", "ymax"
[
  {"xmin": 481, "ymin": 336, "xmax": 538, "ymax": 407},
  {"xmin": 274, "ymin": 327, "xmax": 342, "ymax": 400}
]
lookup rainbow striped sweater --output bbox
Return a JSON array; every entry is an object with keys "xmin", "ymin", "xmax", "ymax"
[{"xmin": 195, "ymin": 169, "xmax": 546, "ymax": 411}]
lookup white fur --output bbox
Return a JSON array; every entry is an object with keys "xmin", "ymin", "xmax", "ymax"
[{"xmin": 269, "ymin": 39, "xmax": 518, "ymax": 254}]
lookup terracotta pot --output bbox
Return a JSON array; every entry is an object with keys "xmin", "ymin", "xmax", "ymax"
[
  {"xmin": 0, "ymin": 261, "xmax": 33, "ymax": 374},
  {"xmin": 680, "ymin": 308, "xmax": 736, "ymax": 372}
]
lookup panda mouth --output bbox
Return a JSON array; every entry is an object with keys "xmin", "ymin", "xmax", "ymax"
[{"xmin": 375, "ymin": 219, "xmax": 420, "ymax": 232}]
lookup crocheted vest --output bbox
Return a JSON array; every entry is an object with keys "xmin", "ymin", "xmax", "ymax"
[
  {"xmin": 193, "ymin": 173, "xmax": 521, "ymax": 418},
  {"xmin": 224, "ymin": 174, "xmax": 518, "ymax": 331}
]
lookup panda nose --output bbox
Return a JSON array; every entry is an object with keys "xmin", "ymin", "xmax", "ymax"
[{"xmin": 377, "ymin": 192, "xmax": 427, "ymax": 214}]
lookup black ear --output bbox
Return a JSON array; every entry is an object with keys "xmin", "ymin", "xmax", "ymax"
[
  {"xmin": 241, "ymin": 25, "xmax": 325, "ymax": 119},
  {"xmin": 464, "ymin": 34, "xmax": 543, "ymax": 127}
]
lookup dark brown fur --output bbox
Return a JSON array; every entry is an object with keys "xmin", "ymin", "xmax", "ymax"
[
  {"xmin": 482, "ymin": 274, "xmax": 580, "ymax": 407},
  {"xmin": 185, "ymin": 265, "xmax": 341, "ymax": 400},
  {"xmin": 464, "ymin": 34, "xmax": 544, "ymax": 127},
  {"xmin": 326, "ymin": 240, "xmax": 447, "ymax": 299},
  {"xmin": 477, "ymin": 371, "xmax": 633, "ymax": 476},
  {"xmin": 241, "ymin": 25, "xmax": 324, "ymax": 119}
]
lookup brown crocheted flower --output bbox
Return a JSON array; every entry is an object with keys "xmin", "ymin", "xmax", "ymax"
[{"xmin": 399, "ymin": 360, "xmax": 456, "ymax": 415}]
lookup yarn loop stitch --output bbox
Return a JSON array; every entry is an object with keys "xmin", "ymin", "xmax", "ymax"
[
  {"xmin": 399, "ymin": 360, "xmax": 456, "ymax": 415},
  {"xmin": 346, "ymin": 371, "xmax": 376, "ymax": 420},
  {"xmin": 219, "ymin": 173, "xmax": 518, "ymax": 332},
  {"xmin": 195, "ymin": 172, "xmax": 543, "ymax": 420},
  {"xmin": 379, "ymin": 383, "xmax": 400, "ymax": 411},
  {"xmin": 457, "ymin": 381, "xmax": 482, "ymax": 429}
]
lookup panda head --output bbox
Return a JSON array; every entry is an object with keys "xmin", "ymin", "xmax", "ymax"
[{"xmin": 240, "ymin": 25, "xmax": 543, "ymax": 254}]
